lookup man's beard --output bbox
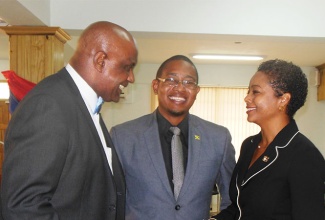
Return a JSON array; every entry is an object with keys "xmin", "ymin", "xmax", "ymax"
[{"xmin": 168, "ymin": 109, "xmax": 186, "ymax": 117}]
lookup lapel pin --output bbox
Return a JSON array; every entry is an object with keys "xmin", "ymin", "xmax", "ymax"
[
  {"xmin": 262, "ymin": 156, "xmax": 269, "ymax": 162},
  {"xmin": 194, "ymin": 135, "xmax": 200, "ymax": 140}
]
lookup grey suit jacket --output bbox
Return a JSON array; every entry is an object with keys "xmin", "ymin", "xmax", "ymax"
[
  {"xmin": 111, "ymin": 111, "xmax": 236, "ymax": 220},
  {"xmin": 1, "ymin": 68, "xmax": 125, "ymax": 220}
]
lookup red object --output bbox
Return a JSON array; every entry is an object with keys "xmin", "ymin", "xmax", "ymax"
[{"xmin": 2, "ymin": 70, "xmax": 36, "ymax": 101}]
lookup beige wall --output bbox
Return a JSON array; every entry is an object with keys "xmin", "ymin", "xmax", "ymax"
[
  {"xmin": 102, "ymin": 63, "xmax": 325, "ymax": 158},
  {"xmin": 1, "ymin": 59, "xmax": 324, "ymax": 157}
]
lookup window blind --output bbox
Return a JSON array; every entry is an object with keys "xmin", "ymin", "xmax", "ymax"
[{"xmin": 151, "ymin": 87, "xmax": 260, "ymax": 160}]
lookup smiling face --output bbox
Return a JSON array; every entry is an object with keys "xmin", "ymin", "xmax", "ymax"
[
  {"xmin": 95, "ymin": 39, "xmax": 138, "ymax": 102},
  {"xmin": 244, "ymin": 71, "xmax": 287, "ymax": 127},
  {"xmin": 152, "ymin": 59, "xmax": 200, "ymax": 124},
  {"xmin": 70, "ymin": 21, "xmax": 138, "ymax": 103}
]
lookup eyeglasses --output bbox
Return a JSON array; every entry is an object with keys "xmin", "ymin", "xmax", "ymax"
[{"xmin": 157, "ymin": 78, "xmax": 198, "ymax": 90}]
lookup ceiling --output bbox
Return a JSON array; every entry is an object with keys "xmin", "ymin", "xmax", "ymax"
[
  {"xmin": 1, "ymin": 0, "xmax": 325, "ymax": 68},
  {"xmin": 128, "ymin": 32, "xmax": 325, "ymax": 67},
  {"xmin": 1, "ymin": 27, "xmax": 325, "ymax": 68}
]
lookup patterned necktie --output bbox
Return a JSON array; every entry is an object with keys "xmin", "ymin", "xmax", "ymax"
[
  {"xmin": 169, "ymin": 126, "xmax": 184, "ymax": 200},
  {"xmin": 94, "ymin": 96, "xmax": 104, "ymax": 114}
]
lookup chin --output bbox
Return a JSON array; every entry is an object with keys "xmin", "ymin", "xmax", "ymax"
[
  {"xmin": 110, "ymin": 93, "xmax": 121, "ymax": 103},
  {"xmin": 112, "ymin": 98, "xmax": 120, "ymax": 103},
  {"xmin": 247, "ymin": 118, "xmax": 260, "ymax": 127},
  {"xmin": 169, "ymin": 109, "xmax": 186, "ymax": 117},
  {"xmin": 246, "ymin": 116, "xmax": 255, "ymax": 123}
]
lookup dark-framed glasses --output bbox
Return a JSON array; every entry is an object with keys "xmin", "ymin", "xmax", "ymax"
[{"xmin": 157, "ymin": 78, "xmax": 198, "ymax": 90}]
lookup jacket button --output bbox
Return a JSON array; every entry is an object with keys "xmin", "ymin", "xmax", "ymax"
[{"xmin": 175, "ymin": 205, "xmax": 181, "ymax": 210}]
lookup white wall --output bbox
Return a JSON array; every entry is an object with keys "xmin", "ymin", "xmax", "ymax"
[
  {"xmin": 295, "ymin": 68, "xmax": 325, "ymax": 157},
  {"xmin": 0, "ymin": 59, "xmax": 9, "ymax": 80},
  {"xmin": 101, "ymin": 63, "xmax": 325, "ymax": 158}
]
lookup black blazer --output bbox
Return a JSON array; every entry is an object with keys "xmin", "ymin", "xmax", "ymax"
[
  {"xmin": 217, "ymin": 120, "xmax": 325, "ymax": 220},
  {"xmin": 1, "ymin": 68, "xmax": 125, "ymax": 220}
]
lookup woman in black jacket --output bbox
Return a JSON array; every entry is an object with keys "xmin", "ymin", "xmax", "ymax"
[{"xmin": 215, "ymin": 59, "xmax": 325, "ymax": 220}]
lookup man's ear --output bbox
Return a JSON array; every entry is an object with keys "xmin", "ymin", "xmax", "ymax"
[
  {"xmin": 152, "ymin": 79, "xmax": 159, "ymax": 94},
  {"xmin": 195, "ymin": 86, "xmax": 200, "ymax": 94},
  {"xmin": 94, "ymin": 51, "xmax": 107, "ymax": 72}
]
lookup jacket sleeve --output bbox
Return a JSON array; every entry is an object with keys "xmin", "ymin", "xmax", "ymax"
[
  {"xmin": 1, "ymin": 94, "xmax": 67, "ymax": 220},
  {"xmin": 288, "ymin": 140, "xmax": 325, "ymax": 220},
  {"xmin": 216, "ymin": 128, "xmax": 236, "ymax": 210},
  {"xmin": 214, "ymin": 136, "xmax": 252, "ymax": 220}
]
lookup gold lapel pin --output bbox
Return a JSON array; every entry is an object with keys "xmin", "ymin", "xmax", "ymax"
[
  {"xmin": 194, "ymin": 135, "xmax": 200, "ymax": 140},
  {"xmin": 262, "ymin": 156, "xmax": 269, "ymax": 162}
]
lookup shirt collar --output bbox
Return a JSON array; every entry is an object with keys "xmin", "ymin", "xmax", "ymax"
[
  {"xmin": 66, "ymin": 64, "xmax": 98, "ymax": 115},
  {"xmin": 156, "ymin": 110, "xmax": 189, "ymax": 138}
]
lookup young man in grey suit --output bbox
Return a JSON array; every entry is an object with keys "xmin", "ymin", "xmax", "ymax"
[
  {"xmin": 110, "ymin": 55, "xmax": 236, "ymax": 220},
  {"xmin": 1, "ymin": 21, "xmax": 138, "ymax": 220}
]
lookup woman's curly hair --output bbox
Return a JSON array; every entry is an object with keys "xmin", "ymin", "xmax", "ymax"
[{"xmin": 257, "ymin": 59, "xmax": 308, "ymax": 118}]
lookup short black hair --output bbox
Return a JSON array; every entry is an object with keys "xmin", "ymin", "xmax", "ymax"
[
  {"xmin": 257, "ymin": 59, "xmax": 308, "ymax": 118},
  {"xmin": 156, "ymin": 55, "xmax": 199, "ymax": 83}
]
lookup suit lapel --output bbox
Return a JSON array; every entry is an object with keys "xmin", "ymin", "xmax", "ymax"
[
  {"xmin": 236, "ymin": 139, "xmax": 256, "ymax": 187},
  {"xmin": 178, "ymin": 116, "xmax": 201, "ymax": 197},
  {"xmin": 99, "ymin": 114, "xmax": 126, "ymax": 216},
  {"xmin": 58, "ymin": 69, "xmax": 103, "ymax": 149},
  {"xmin": 99, "ymin": 114, "xmax": 123, "ymax": 175},
  {"xmin": 241, "ymin": 143, "xmax": 278, "ymax": 186},
  {"xmin": 58, "ymin": 69, "xmax": 125, "ymax": 216},
  {"xmin": 240, "ymin": 121, "xmax": 300, "ymax": 186},
  {"xmin": 144, "ymin": 113, "xmax": 174, "ymax": 198}
]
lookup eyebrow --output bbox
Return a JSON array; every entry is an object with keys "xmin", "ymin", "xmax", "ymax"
[{"xmin": 165, "ymin": 72, "xmax": 197, "ymax": 80}]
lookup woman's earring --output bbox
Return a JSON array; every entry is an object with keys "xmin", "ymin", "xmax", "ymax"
[{"xmin": 279, "ymin": 106, "xmax": 284, "ymax": 111}]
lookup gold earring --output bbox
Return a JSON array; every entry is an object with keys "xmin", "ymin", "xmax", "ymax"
[{"xmin": 279, "ymin": 106, "xmax": 284, "ymax": 111}]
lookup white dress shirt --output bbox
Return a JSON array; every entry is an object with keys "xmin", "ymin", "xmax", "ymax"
[{"xmin": 65, "ymin": 64, "xmax": 113, "ymax": 173}]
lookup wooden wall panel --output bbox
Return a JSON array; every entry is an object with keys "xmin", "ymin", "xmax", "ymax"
[
  {"xmin": 0, "ymin": 101, "xmax": 10, "ymax": 181},
  {"xmin": 1, "ymin": 26, "xmax": 70, "ymax": 83},
  {"xmin": 9, "ymin": 34, "xmax": 63, "ymax": 83},
  {"xmin": 316, "ymin": 63, "xmax": 325, "ymax": 101}
]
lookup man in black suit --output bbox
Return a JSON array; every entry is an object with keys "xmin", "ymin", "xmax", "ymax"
[{"xmin": 0, "ymin": 21, "xmax": 138, "ymax": 220}]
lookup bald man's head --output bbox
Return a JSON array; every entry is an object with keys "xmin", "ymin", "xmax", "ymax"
[
  {"xmin": 73, "ymin": 21, "xmax": 136, "ymax": 59},
  {"xmin": 69, "ymin": 21, "xmax": 138, "ymax": 102}
]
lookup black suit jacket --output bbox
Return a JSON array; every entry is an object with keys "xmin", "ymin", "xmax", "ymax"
[
  {"xmin": 1, "ymin": 68, "xmax": 125, "ymax": 220},
  {"xmin": 217, "ymin": 120, "xmax": 325, "ymax": 220}
]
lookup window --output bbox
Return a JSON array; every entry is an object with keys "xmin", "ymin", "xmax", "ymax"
[
  {"xmin": 0, "ymin": 81, "xmax": 9, "ymax": 100},
  {"xmin": 151, "ymin": 87, "xmax": 260, "ymax": 160}
]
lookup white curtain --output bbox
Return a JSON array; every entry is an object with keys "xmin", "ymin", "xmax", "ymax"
[
  {"xmin": 190, "ymin": 87, "xmax": 260, "ymax": 160},
  {"xmin": 152, "ymin": 87, "xmax": 260, "ymax": 160}
]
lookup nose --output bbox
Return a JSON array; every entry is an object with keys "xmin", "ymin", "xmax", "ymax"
[
  {"xmin": 127, "ymin": 70, "xmax": 135, "ymax": 83},
  {"xmin": 244, "ymin": 93, "xmax": 250, "ymax": 103},
  {"xmin": 172, "ymin": 81, "xmax": 186, "ymax": 91}
]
